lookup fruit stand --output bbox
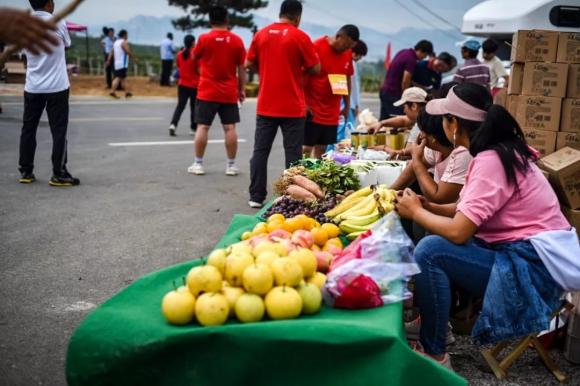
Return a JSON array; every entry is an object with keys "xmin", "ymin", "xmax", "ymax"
[{"xmin": 66, "ymin": 209, "xmax": 467, "ymax": 386}]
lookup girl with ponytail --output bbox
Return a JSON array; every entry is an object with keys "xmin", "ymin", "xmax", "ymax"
[
  {"xmin": 169, "ymin": 34, "xmax": 199, "ymax": 136},
  {"xmin": 396, "ymin": 83, "xmax": 580, "ymax": 370}
]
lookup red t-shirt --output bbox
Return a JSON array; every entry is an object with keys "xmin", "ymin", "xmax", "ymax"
[
  {"xmin": 247, "ymin": 22, "xmax": 320, "ymax": 118},
  {"xmin": 176, "ymin": 49, "xmax": 200, "ymax": 89},
  {"xmin": 305, "ymin": 37, "xmax": 353, "ymax": 125},
  {"xmin": 194, "ymin": 29, "xmax": 246, "ymax": 104}
]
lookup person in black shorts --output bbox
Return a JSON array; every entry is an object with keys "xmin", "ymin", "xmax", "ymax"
[{"xmin": 303, "ymin": 119, "xmax": 338, "ymax": 151}]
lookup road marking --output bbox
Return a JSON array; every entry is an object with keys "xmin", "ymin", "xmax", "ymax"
[
  {"xmin": 109, "ymin": 139, "xmax": 248, "ymax": 147},
  {"xmin": 68, "ymin": 117, "xmax": 164, "ymax": 122}
]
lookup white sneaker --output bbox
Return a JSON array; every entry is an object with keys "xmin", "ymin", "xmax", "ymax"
[
  {"xmin": 248, "ymin": 201, "xmax": 263, "ymax": 209},
  {"xmin": 226, "ymin": 164, "xmax": 239, "ymax": 176},
  {"xmin": 169, "ymin": 124, "xmax": 176, "ymax": 137},
  {"xmin": 187, "ymin": 162, "xmax": 205, "ymax": 175},
  {"xmin": 190, "ymin": 129, "xmax": 196, "ymax": 136}
]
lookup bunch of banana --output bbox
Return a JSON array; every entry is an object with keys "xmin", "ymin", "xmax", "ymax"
[{"xmin": 325, "ymin": 185, "xmax": 397, "ymax": 240}]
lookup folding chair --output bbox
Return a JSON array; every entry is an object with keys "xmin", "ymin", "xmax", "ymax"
[{"xmin": 480, "ymin": 301, "xmax": 573, "ymax": 383}]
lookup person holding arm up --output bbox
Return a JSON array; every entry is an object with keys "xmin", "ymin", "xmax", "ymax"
[{"xmin": 396, "ymin": 83, "xmax": 580, "ymax": 370}]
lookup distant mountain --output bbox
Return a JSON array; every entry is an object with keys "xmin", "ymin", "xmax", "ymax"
[{"xmin": 89, "ymin": 14, "xmax": 465, "ymax": 62}]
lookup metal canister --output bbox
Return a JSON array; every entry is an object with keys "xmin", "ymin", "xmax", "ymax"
[
  {"xmin": 351, "ymin": 132, "xmax": 360, "ymax": 149},
  {"xmin": 375, "ymin": 133, "xmax": 386, "ymax": 146}
]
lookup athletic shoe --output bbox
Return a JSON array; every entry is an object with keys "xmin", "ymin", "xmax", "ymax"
[
  {"xmin": 405, "ymin": 317, "xmax": 456, "ymax": 346},
  {"xmin": 412, "ymin": 346, "xmax": 454, "ymax": 372},
  {"xmin": 49, "ymin": 171, "xmax": 80, "ymax": 187},
  {"xmin": 248, "ymin": 201, "xmax": 263, "ymax": 209},
  {"xmin": 169, "ymin": 124, "xmax": 176, "ymax": 137},
  {"xmin": 190, "ymin": 129, "xmax": 196, "ymax": 136},
  {"xmin": 187, "ymin": 163, "xmax": 205, "ymax": 175},
  {"xmin": 18, "ymin": 172, "xmax": 36, "ymax": 184},
  {"xmin": 125, "ymin": 92, "xmax": 133, "ymax": 98},
  {"xmin": 225, "ymin": 164, "xmax": 239, "ymax": 176},
  {"xmin": 109, "ymin": 92, "xmax": 120, "ymax": 99}
]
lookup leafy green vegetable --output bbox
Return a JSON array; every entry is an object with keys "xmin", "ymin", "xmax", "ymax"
[{"xmin": 305, "ymin": 160, "xmax": 360, "ymax": 195}]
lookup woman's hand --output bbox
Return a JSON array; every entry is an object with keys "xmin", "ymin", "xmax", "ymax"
[
  {"xmin": 410, "ymin": 136, "xmax": 426, "ymax": 161},
  {"xmin": 395, "ymin": 188, "xmax": 423, "ymax": 220}
]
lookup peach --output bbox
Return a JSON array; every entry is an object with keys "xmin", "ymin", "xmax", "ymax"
[
  {"xmin": 314, "ymin": 251, "xmax": 334, "ymax": 273},
  {"xmin": 291, "ymin": 230, "xmax": 314, "ymax": 249}
]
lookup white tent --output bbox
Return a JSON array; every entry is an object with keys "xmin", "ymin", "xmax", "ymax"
[{"xmin": 462, "ymin": 0, "xmax": 580, "ymax": 38}]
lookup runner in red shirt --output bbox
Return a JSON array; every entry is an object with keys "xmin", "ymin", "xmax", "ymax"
[
  {"xmin": 169, "ymin": 34, "xmax": 200, "ymax": 137},
  {"xmin": 245, "ymin": 0, "xmax": 321, "ymax": 208},
  {"xmin": 304, "ymin": 25, "xmax": 359, "ymax": 158},
  {"xmin": 187, "ymin": 5, "xmax": 246, "ymax": 177}
]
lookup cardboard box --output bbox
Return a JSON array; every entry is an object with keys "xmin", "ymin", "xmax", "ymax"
[
  {"xmin": 515, "ymin": 96, "xmax": 562, "ymax": 132},
  {"xmin": 523, "ymin": 128, "xmax": 557, "ymax": 156},
  {"xmin": 493, "ymin": 88, "xmax": 508, "ymax": 108},
  {"xmin": 508, "ymin": 63, "xmax": 524, "ymax": 95},
  {"xmin": 561, "ymin": 99, "xmax": 580, "ymax": 133},
  {"xmin": 557, "ymin": 32, "xmax": 580, "ymax": 63},
  {"xmin": 562, "ymin": 206, "xmax": 580, "ymax": 238},
  {"xmin": 539, "ymin": 147, "xmax": 580, "ymax": 209},
  {"xmin": 507, "ymin": 95, "xmax": 520, "ymax": 117},
  {"xmin": 522, "ymin": 62, "xmax": 568, "ymax": 98},
  {"xmin": 557, "ymin": 132, "xmax": 580, "ymax": 151},
  {"xmin": 511, "ymin": 30, "xmax": 559, "ymax": 62},
  {"xmin": 568, "ymin": 64, "xmax": 580, "ymax": 99}
]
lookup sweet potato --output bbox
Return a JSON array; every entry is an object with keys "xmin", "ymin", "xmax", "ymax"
[
  {"xmin": 286, "ymin": 184, "xmax": 317, "ymax": 202},
  {"xmin": 291, "ymin": 175, "xmax": 324, "ymax": 199}
]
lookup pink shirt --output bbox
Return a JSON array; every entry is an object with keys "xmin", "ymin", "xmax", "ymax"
[
  {"xmin": 424, "ymin": 146, "xmax": 472, "ymax": 184},
  {"xmin": 457, "ymin": 150, "xmax": 570, "ymax": 244}
]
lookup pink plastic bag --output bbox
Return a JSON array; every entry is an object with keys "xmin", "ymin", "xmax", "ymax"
[{"xmin": 329, "ymin": 230, "xmax": 372, "ymax": 271}]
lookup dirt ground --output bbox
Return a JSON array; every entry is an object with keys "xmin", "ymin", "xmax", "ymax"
[{"xmin": 70, "ymin": 75, "xmax": 178, "ymax": 98}]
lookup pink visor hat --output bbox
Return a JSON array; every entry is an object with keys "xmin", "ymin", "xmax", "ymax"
[{"xmin": 426, "ymin": 87, "xmax": 487, "ymax": 122}]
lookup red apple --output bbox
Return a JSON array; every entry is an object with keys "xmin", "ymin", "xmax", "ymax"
[
  {"xmin": 314, "ymin": 252, "xmax": 334, "ymax": 273},
  {"xmin": 268, "ymin": 229, "xmax": 291, "ymax": 241},
  {"xmin": 291, "ymin": 230, "xmax": 314, "ymax": 249}
]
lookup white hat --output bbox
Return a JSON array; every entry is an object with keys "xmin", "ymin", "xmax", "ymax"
[{"xmin": 393, "ymin": 87, "xmax": 428, "ymax": 107}]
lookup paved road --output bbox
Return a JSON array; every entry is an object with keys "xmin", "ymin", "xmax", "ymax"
[
  {"xmin": 2, "ymin": 96, "xmax": 579, "ymax": 386},
  {"xmin": 0, "ymin": 96, "xmax": 381, "ymax": 385}
]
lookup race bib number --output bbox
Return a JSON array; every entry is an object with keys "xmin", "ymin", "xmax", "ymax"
[{"xmin": 328, "ymin": 74, "xmax": 349, "ymax": 96}]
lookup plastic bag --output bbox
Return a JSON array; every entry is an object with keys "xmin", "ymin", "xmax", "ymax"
[
  {"xmin": 360, "ymin": 212, "xmax": 420, "ymax": 278},
  {"xmin": 323, "ymin": 212, "xmax": 420, "ymax": 308}
]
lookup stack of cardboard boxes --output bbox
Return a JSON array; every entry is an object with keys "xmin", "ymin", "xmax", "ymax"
[
  {"xmin": 507, "ymin": 30, "xmax": 580, "ymax": 235},
  {"xmin": 507, "ymin": 30, "xmax": 580, "ymax": 156}
]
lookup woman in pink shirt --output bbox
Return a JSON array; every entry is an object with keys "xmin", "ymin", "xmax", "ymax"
[{"xmin": 396, "ymin": 83, "xmax": 579, "ymax": 370}]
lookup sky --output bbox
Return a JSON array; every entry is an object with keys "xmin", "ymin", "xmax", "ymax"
[{"xmin": 2, "ymin": 0, "xmax": 482, "ymax": 34}]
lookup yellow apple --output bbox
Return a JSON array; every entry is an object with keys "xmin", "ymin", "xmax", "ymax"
[
  {"xmin": 186, "ymin": 265, "xmax": 223, "ymax": 296},
  {"xmin": 252, "ymin": 241, "xmax": 278, "ymax": 257},
  {"xmin": 235, "ymin": 293, "xmax": 265, "ymax": 323},
  {"xmin": 161, "ymin": 286, "xmax": 196, "ymax": 325},
  {"xmin": 271, "ymin": 257, "xmax": 304, "ymax": 287},
  {"xmin": 227, "ymin": 242, "xmax": 253, "ymax": 256},
  {"xmin": 221, "ymin": 286, "xmax": 245, "ymax": 317},
  {"xmin": 243, "ymin": 263, "xmax": 274, "ymax": 295},
  {"xmin": 265, "ymin": 286, "xmax": 303, "ymax": 320},
  {"xmin": 206, "ymin": 249, "xmax": 227, "ymax": 275},
  {"xmin": 297, "ymin": 283, "xmax": 322, "ymax": 315},
  {"xmin": 224, "ymin": 253, "xmax": 254, "ymax": 287},
  {"xmin": 255, "ymin": 251, "xmax": 279, "ymax": 267},
  {"xmin": 307, "ymin": 272, "xmax": 327, "ymax": 290},
  {"xmin": 289, "ymin": 248, "xmax": 317, "ymax": 278},
  {"xmin": 195, "ymin": 293, "xmax": 229, "ymax": 326}
]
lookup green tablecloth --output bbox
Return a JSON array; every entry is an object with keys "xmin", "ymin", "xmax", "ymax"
[{"xmin": 66, "ymin": 213, "xmax": 467, "ymax": 386}]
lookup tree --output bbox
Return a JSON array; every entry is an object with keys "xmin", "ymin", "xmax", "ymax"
[{"xmin": 168, "ymin": 0, "xmax": 269, "ymax": 31}]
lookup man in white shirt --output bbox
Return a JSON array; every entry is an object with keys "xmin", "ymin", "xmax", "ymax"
[
  {"xmin": 107, "ymin": 30, "xmax": 137, "ymax": 99},
  {"xmin": 19, "ymin": 0, "xmax": 79, "ymax": 187},
  {"xmin": 482, "ymin": 39, "xmax": 508, "ymax": 94},
  {"xmin": 160, "ymin": 32, "xmax": 175, "ymax": 86}
]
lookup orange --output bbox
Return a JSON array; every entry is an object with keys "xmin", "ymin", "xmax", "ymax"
[
  {"xmin": 267, "ymin": 221, "xmax": 284, "ymax": 233},
  {"xmin": 321, "ymin": 223, "xmax": 340, "ymax": 238},
  {"xmin": 267, "ymin": 213, "xmax": 285, "ymax": 224},
  {"xmin": 324, "ymin": 237, "xmax": 343, "ymax": 251},
  {"xmin": 284, "ymin": 217, "xmax": 302, "ymax": 233},
  {"xmin": 311, "ymin": 227, "xmax": 329, "ymax": 247},
  {"xmin": 295, "ymin": 215, "xmax": 311, "ymax": 230},
  {"xmin": 253, "ymin": 222, "xmax": 268, "ymax": 235}
]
